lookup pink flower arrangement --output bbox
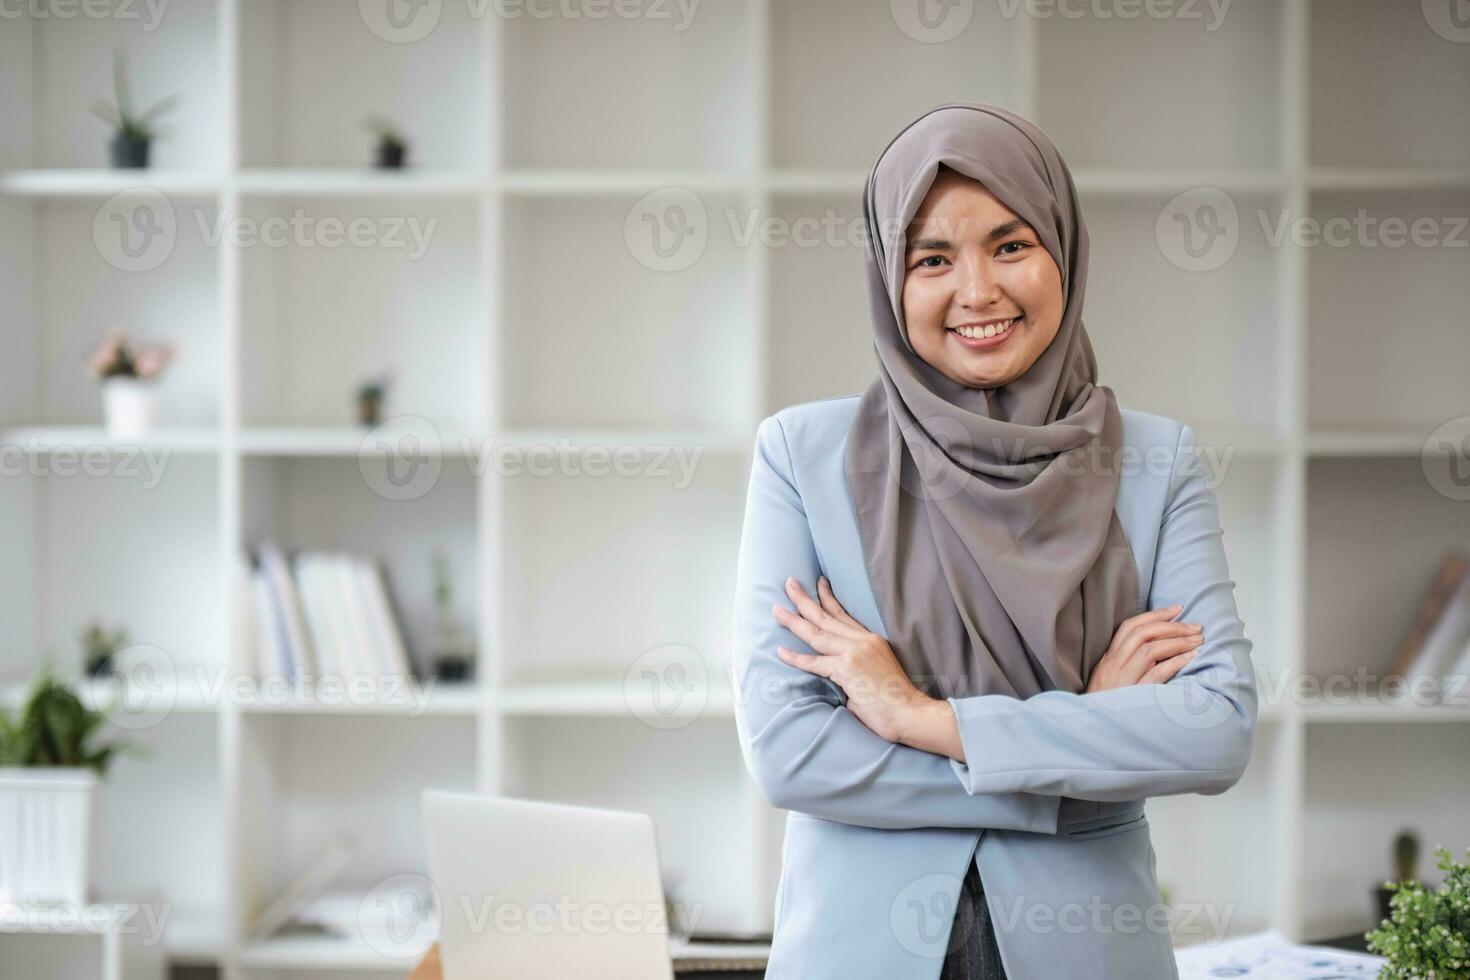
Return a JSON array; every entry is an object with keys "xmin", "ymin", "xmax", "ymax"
[{"xmin": 87, "ymin": 328, "xmax": 174, "ymax": 382}]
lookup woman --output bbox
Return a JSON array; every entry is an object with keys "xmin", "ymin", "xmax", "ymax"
[{"xmin": 731, "ymin": 103, "xmax": 1257, "ymax": 979}]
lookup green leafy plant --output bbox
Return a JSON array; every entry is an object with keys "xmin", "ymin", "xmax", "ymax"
[
  {"xmin": 0, "ymin": 667, "xmax": 137, "ymax": 775},
  {"xmin": 362, "ymin": 115, "xmax": 406, "ymax": 153},
  {"xmin": 88, "ymin": 48, "xmax": 180, "ymax": 142},
  {"xmin": 80, "ymin": 620, "xmax": 128, "ymax": 677},
  {"xmin": 1366, "ymin": 845, "xmax": 1470, "ymax": 979},
  {"xmin": 362, "ymin": 115, "xmax": 408, "ymax": 168}
]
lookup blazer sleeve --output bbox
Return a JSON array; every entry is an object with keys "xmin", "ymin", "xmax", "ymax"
[
  {"xmin": 944, "ymin": 422, "xmax": 1258, "ymax": 802},
  {"xmin": 732, "ymin": 415, "xmax": 1061, "ymax": 834}
]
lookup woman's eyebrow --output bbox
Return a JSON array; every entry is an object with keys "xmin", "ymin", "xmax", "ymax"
[{"xmin": 905, "ymin": 218, "xmax": 1032, "ymax": 253}]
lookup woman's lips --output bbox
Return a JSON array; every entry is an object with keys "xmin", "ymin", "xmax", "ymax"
[{"xmin": 948, "ymin": 316, "xmax": 1021, "ymax": 350}]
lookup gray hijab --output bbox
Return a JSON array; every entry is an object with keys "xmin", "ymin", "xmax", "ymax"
[{"xmin": 845, "ymin": 102, "xmax": 1140, "ymax": 701}]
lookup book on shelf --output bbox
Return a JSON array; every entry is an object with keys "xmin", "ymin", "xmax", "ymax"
[
  {"xmin": 236, "ymin": 542, "xmax": 416, "ymax": 685},
  {"xmin": 245, "ymin": 834, "xmax": 356, "ymax": 945},
  {"xmin": 1386, "ymin": 548, "xmax": 1470, "ymax": 705}
]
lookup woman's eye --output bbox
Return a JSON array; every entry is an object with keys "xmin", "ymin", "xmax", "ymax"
[
  {"xmin": 913, "ymin": 254, "xmax": 947, "ymax": 269},
  {"xmin": 997, "ymin": 241, "xmax": 1030, "ymax": 256}
]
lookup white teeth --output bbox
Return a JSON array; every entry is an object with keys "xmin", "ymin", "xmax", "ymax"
[{"xmin": 955, "ymin": 317, "xmax": 1017, "ymax": 339}]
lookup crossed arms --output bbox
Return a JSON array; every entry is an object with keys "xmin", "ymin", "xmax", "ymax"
[{"xmin": 730, "ymin": 414, "xmax": 1257, "ymax": 833}]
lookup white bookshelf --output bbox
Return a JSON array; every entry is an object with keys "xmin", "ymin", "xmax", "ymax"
[{"xmin": 1, "ymin": 0, "xmax": 1467, "ymax": 975}]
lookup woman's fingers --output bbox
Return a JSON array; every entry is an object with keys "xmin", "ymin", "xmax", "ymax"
[
  {"xmin": 1113, "ymin": 604, "xmax": 1185, "ymax": 647},
  {"xmin": 816, "ymin": 575, "xmax": 865, "ymax": 631},
  {"xmin": 1121, "ymin": 621, "xmax": 1202, "ymax": 658},
  {"xmin": 1142, "ymin": 650, "xmax": 1199, "ymax": 684},
  {"xmin": 782, "ymin": 577, "xmax": 863, "ymax": 638},
  {"xmin": 1131, "ymin": 631, "xmax": 1205, "ymax": 665},
  {"xmin": 776, "ymin": 645, "xmax": 835, "ymax": 678},
  {"xmin": 771, "ymin": 603, "xmax": 839, "ymax": 654}
]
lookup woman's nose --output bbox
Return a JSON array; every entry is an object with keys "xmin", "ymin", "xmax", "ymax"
[{"xmin": 954, "ymin": 254, "xmax": 1003, "ymax": 309}]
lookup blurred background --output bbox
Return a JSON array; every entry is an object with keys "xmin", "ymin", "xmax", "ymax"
[{"xmin": 0, "ymin": 0, "xmax": 1467, "ymax": 977}]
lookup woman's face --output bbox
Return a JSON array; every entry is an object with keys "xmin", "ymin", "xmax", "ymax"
[{"xmin": 901, "ymin": 168, "xmax": 1064, "ymax": 389}]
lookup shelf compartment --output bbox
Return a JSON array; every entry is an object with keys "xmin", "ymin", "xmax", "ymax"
[
  {"xmin": 1309, "ymin": 0, "xmax": 1470, "ymax": 169},
  {"xmin": 1036, "ymin": 0, "xmax": 1281, "ymax": 170},
  {"xmin": 1306, "ymin": 189, "xmax": 1470, "ymax": 432},
  {"xmin": 1305, "ymin": 457, "xmax": 1470, "ymax": 685},
  {"xmin": 235, "ymin": 713, "xmax": 477, "ymax": 961},
  {"xmin": 239, "ymin": 0, "xmax": 488, "ymax": 170},
  {"xmin": 763, "ymin": 192, "xmax": 880, "ymax": 413},
  {"xmin": 770, "ymin": 0, "xmax": 1016, "ymax": 170},
  {"xmin": 241, "ymin": 456, "xmax": 478, "ymax": 679},
  {"xmin": 238, "ymin": 195, "xmax": 485, "ymax": 430},
  {"xmin": 0, "ymin": 455, "xmax": 224, "ymax": 687},
  {"xmin": 502, "ymin": 1, "xmax": 752, "ymax": 171},
  {"xmin": 1083, "ymin": 192, "xmax": 1282, "ymax": 434},
  {"xmin": 500, "ymin": 194, "xmax": 753, "ymax": 431},
  {"xmin": 0, "ymin": 195, "xmax": 222, "ymax": 429},
  {"xmin": 498, "ymin": 454, "xmax": 745, "ymax": 687},
  {"xmin": 1302, "ymin": 723, "xmax": 1470, "ymax": 939},
  {"xmin": 0, "ymin": 0, "xmax": 223, "ymax": 170},
  {"xmin": 501, "ymin": 715, "xmax": 759, "ymax": 935}
]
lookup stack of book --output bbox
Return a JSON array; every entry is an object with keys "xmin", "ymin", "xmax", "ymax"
[
  {"xmin": 234, "ymin": 542, "xmax": 414, "ymax": 681},
  {"xmin": 1387, "ymin": 549, "xmax": 1470, "ymax": 703}
]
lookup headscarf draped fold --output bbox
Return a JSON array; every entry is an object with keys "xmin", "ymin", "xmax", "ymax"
[{"xmin": 845, "ymin": 102, "xmax": 1140, "ymax": 700}]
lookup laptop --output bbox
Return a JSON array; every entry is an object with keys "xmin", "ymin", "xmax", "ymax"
[{"xmin": 422, "ymin": 790, "xmax": 676, "ymax": 980}]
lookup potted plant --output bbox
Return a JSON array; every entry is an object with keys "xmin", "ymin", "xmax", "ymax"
[
  {"xmin": 1366, "ymin": 845, "xmax": 1470, "ymax": 978},
  {"xmin": 0, "ymin": 667, "xmax": 135, "ymax": 906},
  {"xmin": 86, "ymin": 329, "xmax": 175, "ymax": 439},
  {"xmin": 1375, "ymin": 829, "xmax": 1421, "ymax": 922},
  {"xmin": 88, "ymin": 48, "xmax": 180, "ymax": 169},
  {"xmin": 79, "ymin": 621, "xmax": 128, "ymax": 679},
  {"xmin": 363, "ymin": 115, "xmax": 409, "ymax": 169},
  {"xmin": 357, "ymin": 374, "xmax": 391, "ymax": 427},
  {"xmin": 429, "ymin": 550, "xmax": 473, "ymax": 682}
]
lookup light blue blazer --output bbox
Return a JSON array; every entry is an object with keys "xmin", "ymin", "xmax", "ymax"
[{"xmin": 731, "ymin": 394, "xmax": 1258, "ymax": 980}]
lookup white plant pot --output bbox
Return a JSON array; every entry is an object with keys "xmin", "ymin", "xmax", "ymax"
[
  {"xmin": 0, "ymin": 768, "xmax": 97, "ymax": 906},
  {"xmin": 102, "ymin": 377, "xmax": 155, "ymax": 439}
]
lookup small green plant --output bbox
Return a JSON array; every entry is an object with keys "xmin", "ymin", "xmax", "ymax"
[
  {"xmin": 0, "ymin": 667, "xmax": 136, "ymax": 775},
  {"xmin": 363, "ymin": 115, "xmax": 408, "ymax": 168},
  {"xmin": 88, "ymin": 48, "xmax": 180, "ymax": 143},
  {"xmin": 80, "ymin": 620, "xmax": 128, "ymax": 677},
  {"xmin": 1366, "ymin": 845, "xmax": 1470, "ymax": 979}
]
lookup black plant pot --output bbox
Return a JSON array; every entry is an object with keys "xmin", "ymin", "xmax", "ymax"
[
  {"xmin": 110, "ymin": 133, "xmax": 151, "ymax": 169},
  {"xmin": 85, "ymin": 653, "xmax": 117, "ymax": 678},
  {"xmin": 1375, "ymin": 884, "xmax": 1396, "ymax": 923},
  {"xmin": 432, "ymin": 655, "xmax": 471, "ymax": 683},
  {"xmin": 375, "ymin": 141, "xmax": 406, "ymax": 169}
]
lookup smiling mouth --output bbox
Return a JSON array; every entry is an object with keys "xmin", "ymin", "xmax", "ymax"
[{"xmin": 947, "ymin": 316, "xmax": 1022, "ymax": 344}]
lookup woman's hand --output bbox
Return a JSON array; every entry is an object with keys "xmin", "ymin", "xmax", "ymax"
[
  {"xmin": 1085, "ymin": 604, "xmax": 1205, "ymax": 693},
  {"xmin": 771, "ymin": 575, "xmax": 927, "ymax": 743}
]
